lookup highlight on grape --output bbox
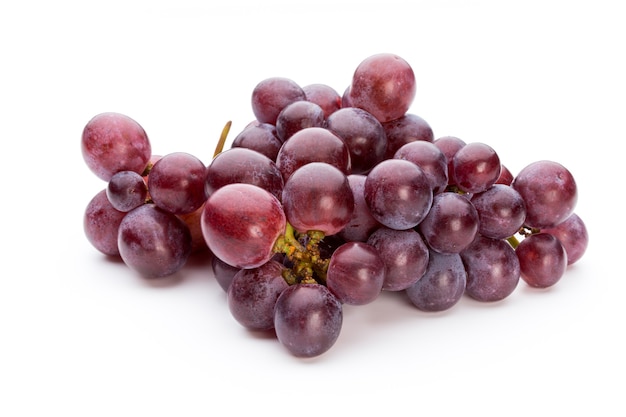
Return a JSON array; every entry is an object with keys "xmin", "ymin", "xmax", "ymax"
[{"xmin": 81, "ymin": 52, "xmax": 589, "ymax": 358}]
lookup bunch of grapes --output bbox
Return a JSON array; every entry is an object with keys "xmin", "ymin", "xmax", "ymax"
[{"xmin": 82, "ymin": 53, "xmax": 589, "ymax": 359}]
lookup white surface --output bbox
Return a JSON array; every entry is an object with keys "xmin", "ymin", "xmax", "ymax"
[{"xmin": 1, "ymin": 1, "xmax": 623, "ymax": 416}]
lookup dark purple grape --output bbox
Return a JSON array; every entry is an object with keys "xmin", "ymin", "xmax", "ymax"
[
  {"xmin": 496, "ymin": 164, "xmax": 514, "ymax": 185},
  {"xmin": 302, "ymin": 83, "xmax": 342, "ymax": 118},
  {"xmin": 418, "ymin": 192, "xmax": 479, "ymax": 254},
  {"xmin": 227, "ymin": 260, "xmax": 288, "ymax": 331},
  {"xmin": 205, "ymin": 147, "xmax": 284, "ymax": 201},
  {"xmin": 326, "ymin": 242, "xmax": 385, "ymax": 305},
  {"xmin": 338, "ymin": 174, "xmax": 382, "ymax": 242},
  {"xmin": 275, "ymin": 100, "xmax": 325, "ymax": 142},
  {"xmin": 211, "ymin": 253, "xmax": 240, "ymax": 292},
  {"xmin": 452, "ymin": 142, "xmax": 501, "ymax": 194},
  {"xmin": 325, "ymin": 107, "xmax": 387, "ymax": 175},
  {"xmin": 81, "ymin": 112, "xmax": 152, "ymax": 181},
  {"xmin": 201, "ymin": 183, "xmax": 286, "ymax": 269},
  {"xmin": 394, "ymin": 140, "xmax": 449, "ymax": 194},
  {"xmin": 275, "ymin": 127, "xmax": 351, "ymax": 180},
  {"xmin": 348, "ymin": 53, "xmax": 416, "ymax": 123},
  {"xmin": 231, "ymin": 123, "xmax": 282, "ymax": 161},
  {"xmin": 106, "ymin": 170, "xmax": 148, "ymax": 212},
  {"xmin": 364, "ymin": 158, "xmax": 433, "ymax": 230},
  {"xmin": 382, "ymin": 113, "xmax": 434, "ymax": 160},
  {"xmin": 512, "ymin": 160, "xmax": 578, "ymax": 229},
  {"xmin": 251, "ymin": 77, "xmax": 306, "ymax": 125},
  {"xmin": 84, "ymin": 189, "xmax": 127, "ymax": 256},
  {"xmin": 274, "ymin": 283, "xmax": 343, "ymax": 358},
  {"xmin": 282, "ymin": 162, "xmax": 354, "ymax": 236},
  {"xmin": 471, "ymin": 184, "xmax": 527, "ymax": 240},
  {"xmin": 147, "ymin": 152, "xmax": 207, "ymax": 215},
  {"xmin": 367, "ymin": 227, "xmax": 429, "ymax": 291},
  {"xmin": 117, "ymin": 204, "xmax": 192, "ymax": 279},
  {"xmin": 461, "ymin": 235, "xmax": 520, "ymax": 302},
  {"xmin": 433, "ymin": 135, "xmax": 466, "ymax": 186},
  {"xmin": 516, "ymin": 233, "xmax": 567, "ymax": 288},
  {"xmin": 405, "ymin": 250, "xmax": 466, "ymax": 312},
  {"xmin": 541, "ymin": 213, "xmax": 588, "ymax": 265}
]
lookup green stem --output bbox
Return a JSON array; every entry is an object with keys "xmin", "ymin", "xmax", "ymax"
[{"xmin": 507, "ymin": 235, "xmax": 520, "ymax": 249}]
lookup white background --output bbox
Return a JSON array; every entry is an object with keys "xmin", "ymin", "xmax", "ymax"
[{"xmin": 1, "ymin": 1, "xmax": 623, "ymax": 416}]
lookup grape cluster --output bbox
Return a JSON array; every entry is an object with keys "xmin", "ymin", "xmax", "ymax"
[{"xmin": 82, "ymin": 53, "xmax": 589, "ymax": 359}]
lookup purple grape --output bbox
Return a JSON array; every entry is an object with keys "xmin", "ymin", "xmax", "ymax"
[
  {"xmin": 84, "ymin": 189, "xmax": 127, "ymax": 256},
  {"xmin": 231, "ymin": 123, "xmax": 283, "ymax": 161},
  {"xmin": 281, "ymin": 162, "xmax": 354, "ymax": 236},
  {"xmin": 275, "ymin": 127, "xmax": 351, "ymax": 180},
  {"xmin": 541, "ymin": 213, "xmax": 588, "ymax": 265},
  {"xmin": 382, "ymin": 113, "xmax": 434, "ymax": 160},
  {"xmin": 302, "ymin": 83, "xmax": 342, "ymax": 118},
  {"xmin": 117, "ymin": 204, "xmax": 192, "ymax": 279},
  {"xmin": 496, "ymin": 164, "xmax": 514, "ymax": 185},
  {"xmin": 227, "ymin": 260, "xmax": 289, "ymax": 331},
  {"xmin": 471, "ymin": 184, "xmax": 527, "ymax": 240},
  {"xmin": 516, "ymin": 233, "xmax": 567, "ymax": 288},
  {"xmin": 512, "ymin": 160, "xmax": 578, "ymax": 229},
  {"xmin": 251, "ymin": 77, "xmax": 306, "ymax": 125},
  {"xmin": 433, "ymin": 135, "xmax": 466, "ymax": 186},
  {"xmin": 201, "ymin": 183, "xmax": 286, "ymax": 269},
  {"xmin": 147, "ymin": 152, "xmax": 207, "ymax": 215},
  {"xmin": 205, "ymin": 147, "xmax": 284, "ymax": 201},
  {"xmin": 348, "ymin": 53, "xmax": 416, "ymax": 123},
  {"xmin": 452, "ymin": 142, "xmax": 501, "ymax": 194},
  {"xmin": 326, "ymin": 242, "xmax": 385, "ymax": 305},
  {"xmin": 418, "ymin": 192, "xmax": 479, "ymax": 254},
  {"xmin": 274, "ymin": 283, "xmax": 343, "ymax": 358},
  {"xmin": 211, "ymin": 253, "xmax": 240, "ymax": 292},
  {"xmin": 461, "ymin": 235, "xmax": 520, "ymax": 302},
  {"xmin": 275, "ymin": 100, "xmax": 325, "ymax": 142},
  {"xmin": 81, "ymin": 112, "xmax": 152, "ymax": 181},
  {"xmin": 394, "ymin": 140, "xmax": 449, "ymax": 194},
  {"xmin": 405, "ymin": 250, "xmax": 466, "ymax": 312},
  {"xmin": 364, "ymin": 158, "xmax": 433, "ymax": 230},
  {"xmin": 367, "ymin": 227, "xmax": 429, "ymax": 291},
  {"xmin": 338, "ymin": 174, "xmax": 382, "ymax": 242},
  {"xmin": 106, "ymin": 170, "xmax": 148, "ymax": 212},
  {"xmin": 325, "ymin": 107, "xmax": 387, "ymax": 175}
]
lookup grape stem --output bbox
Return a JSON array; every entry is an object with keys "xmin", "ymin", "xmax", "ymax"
[
  {"xmin": 213, "ymin": 121, "xmax": 232, "ymax": 158},
  {"xmin": 273, "ymin": 223, "xmax": 330, "ymax": 286},
  {"xmin": 507, "ymin": 226, "xmax": 542, "ymax": 249}
]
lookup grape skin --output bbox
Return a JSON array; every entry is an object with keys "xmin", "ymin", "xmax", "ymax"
[
  {"xmin": 302, "ymin": 83, "xmax": 342, "ymax": 119},
  {"xmin": 274, "ymin": 283, "xmax": 343, "ymax": 358},
  {"xmin": 84, "ymin": 189, "xmax": 127, "ymax": 257},
  {"xmin": 516, "ymin": 233, "xmax": 567, "ymax": 288},
  {"xmin": 541, "ymin": 213, "xmax": 588, "ymax": 265},
  {"xmin": 471, "ymin": 184, "xmax": 527, "ymax": 240},
  {"xmin": 211, "ymin": 255, "xmax": 240, "ymax": 292},
  {"xmin": 106, "ymin": 170, "xmax": 148, "ymax": 213},
  {"xmin": 231, "ymin": 123, "xmax": 283, "ymax": 161},
  {"xmin": 275, "ymin": 100, "xmax": 326, "ymax": 142},
  {"xmin": 452, "ymin": 142, "xmax": 501, "ymax": 194},
  {"xmin": 382, "ymin": 113, "xmax": 434, "ymax": 160},
  {"xmin": 338, "ymin": 174, "xmax": 382, "ymax": 243},
  {"xmin": 117, "ymin": 204, "xmax": 192, "ymax": 279},
  {"xmin": 251, "ymin": 77, "xmax": 307, "ymax": 125},
  {"xmin": 394, "ymin": 140, "xmax": 449, "ymax": 194}
]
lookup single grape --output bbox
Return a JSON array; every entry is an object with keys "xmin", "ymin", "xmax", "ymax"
[
  {"xmin": 541, "ymin": 213, "xmax": 588, "ymax": 265},
  {"xmin": 461, "ymin": 235, "xmax": 520, "ymax": 302},
  {"xmin": 348, "ymin": 53, "xmax": 416, "ymax": 123},
  {"xmin": 251, "ymin": 77, "xmax": 306, "ymax": 125},
  {"xmin": 405, "ymin": 250, "xmax": 466, "ymax": 312},
  {"xmin": 516, "ymin": 233, "xmax": 567, "ymax": 288},
  {"xmin": 275, "ymin": 100, "xmax": 325, "ymax": 142},
  {"xmin": 275, "ymin": 127, "xmax": 352, "ymax": 180},
  {"xmin": 394, "ymin": 140, "xmax": 449, "ymax": 194},
  {"xmin": 302, "ymin": 83, "xmax": 342, "ymax": 118},
  {"xmin": 205, "ymin": 147, "xmax": 284, "ymax": 201},
  {"xmin": 147, "ymin": 152, "xmax": 207, "ymax": 215},
  {"xmin": 367, "ymin": 227, "xmax": 429, "ymax": 291},
  {"xmin": 326, "ymin": 242, "xmax": 385, "ymax": 305},
  {"xmin": 281, "ymin": 162, "xmax": 354, "ymax": 236},
  {"xmin": 337, "ymin": 174, "xmax": 382, "ymax": 242},
  {"xmin": 211, "ymin": 255, "xmax": 240, "ymax": 292},
  {"xmin": 471, "ymin": 184, "xmax": 527, "ymax": 240},
  {"xmin": 227, "ymin": 260, "xmax": 289, "ymax": 331},
  {"xmin": 382, "ymin": 113, "xmax": 434, "ymax": 160},
  {"xmin": 84, "ymin": 189, "xmax": 127, "ymax": 256},
  {"xmin": 231, "ymin": 123, "xmax": 283, "ymax": 161},
  {"xmin": 511, "ymin": 160, "xmax": 578, "ymax": 229},
  {"xmin": 201, "ymin": 183, "xmax": 286, "ymax": 269},
  {"xmin": 364, "ymin": 158, "xmax": 433, "ymax": 230},
  {"xmin": 106, "ymin": 170, "xmax": 148, "ymax": 212},
  {"xmin": 325, "ymin": 107, "xmax": 387, "ymax": 175},
  {"xmin": 433, "ymin": 136, "xmax": 466, "ymax": 186},
  {"xmin": 418, "ymin": 192, "xmax": 479, "ymax": 254},
  {"xmin": 452, "ymin": 142, "xmax": 501, "ymax": 194},
  {"xmin": 81, "ymin": 112, "xmax": 152, "ymax": 181},
  {"xmin": 117, "ymin": 204, "xmax": 192, "ymax": 279},
  {"xmin": 274, "ymin": 283, "xmax": 343, "ymax": 358}
]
